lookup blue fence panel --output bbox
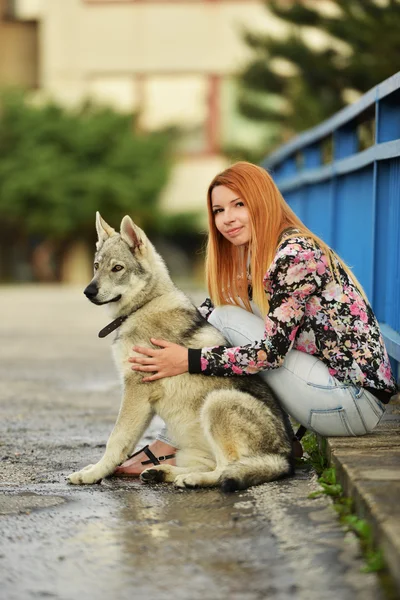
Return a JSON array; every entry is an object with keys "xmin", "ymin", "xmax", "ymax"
[
  {"xmin": 333, "ymin": 167, "xmax": 375, "ymax": 300},
  {"xmin": 374, "ymin": 159, "xmax": 400, "ymax": 333},
  {"xmin": 284, "ymin": 189, "xmax": 305, "ymax": 222},
  {"xmin": 263, "ymin": 71, "xmax": 400, "ymax": 383}
]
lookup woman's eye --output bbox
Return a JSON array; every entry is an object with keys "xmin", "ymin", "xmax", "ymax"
[
  {"xmin": 236, "ymin": 201, "xmax": 244, "ymax": 207},
  {"xmin": 213, "ymin": 208, "xmax": 223, "ymax": 215},
  {"xmin": 112, "ymin": 265, "xmax": 124, "ymax": 272}
]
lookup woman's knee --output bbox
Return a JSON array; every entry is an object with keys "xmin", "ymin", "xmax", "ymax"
[{"xmin": 208, "ymin": 305, "xmax": 246, "ymax": 329}]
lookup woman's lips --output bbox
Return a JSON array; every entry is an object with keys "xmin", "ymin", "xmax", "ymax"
[{"xmin": 226, "ymin": 227, "xmax": 243, "ymax": 236}]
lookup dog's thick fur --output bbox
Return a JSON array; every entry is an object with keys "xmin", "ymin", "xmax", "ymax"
[{"xmin": 68, "ymin": 214, "xmax": 294, "ymax": 491}]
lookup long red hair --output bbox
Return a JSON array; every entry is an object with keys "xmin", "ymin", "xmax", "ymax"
[{"xmin": 206, "ymin": 161, "xmax": 365, "ymax": 317}]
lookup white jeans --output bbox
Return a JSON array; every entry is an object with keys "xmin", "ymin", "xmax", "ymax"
[{"xmin": 157, "ymin": 304, "xmax": 386, "ymax": 444}]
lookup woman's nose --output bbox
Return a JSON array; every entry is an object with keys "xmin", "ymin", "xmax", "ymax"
[{"xmin": 223, "ymin": 209, "xmax": 234, "ymax": 223}]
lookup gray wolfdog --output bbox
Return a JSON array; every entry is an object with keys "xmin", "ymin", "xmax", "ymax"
[{"xmin": 68, "ymin": 213, "xmax": 294, "ymax": 492}]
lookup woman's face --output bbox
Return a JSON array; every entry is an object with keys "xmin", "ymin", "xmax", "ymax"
[{"xmin": 211, "ymin": 185, "xmax": 251, "ymax": 246}]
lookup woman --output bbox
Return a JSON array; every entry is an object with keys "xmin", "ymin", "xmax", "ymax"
[{"xmin": 115, "ymin": 161, "xmax": 397, "ymax": 476}]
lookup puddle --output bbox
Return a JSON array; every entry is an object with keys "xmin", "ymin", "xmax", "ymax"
[{"xmin": 0, "ymin": 492, "xmax": 66, "ymax": 515}]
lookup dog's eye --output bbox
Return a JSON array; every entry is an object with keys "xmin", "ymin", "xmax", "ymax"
[
  {"xmin": 112, "ymin": 265, "xmax": 124, "ymax": 272},
  {"xmin": 94, "ymin": 263, "xmax": 99, "ymax": 271}
]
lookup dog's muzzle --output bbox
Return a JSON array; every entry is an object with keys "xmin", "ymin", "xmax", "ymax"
[
  {"xmin": 83, "ymin": 283, "xmax": 122, "ymax": 305},
  {"xmin": 84, "ymin": 282, "xmax": 98, "ymax": 300}
]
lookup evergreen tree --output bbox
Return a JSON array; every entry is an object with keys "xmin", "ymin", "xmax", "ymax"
[{"xmin": 238, "ymin": 0, "xmax": 400, "ymax": 157}]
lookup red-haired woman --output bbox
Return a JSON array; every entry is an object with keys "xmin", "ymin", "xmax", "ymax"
[{"xmin": 115, "ymin": 161, "xmax": 397, "ymax": 476}]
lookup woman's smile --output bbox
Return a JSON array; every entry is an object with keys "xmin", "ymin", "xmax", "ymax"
[{"xmin": 226, "ymin": 226, "xmax": 244, "ymax": 238}]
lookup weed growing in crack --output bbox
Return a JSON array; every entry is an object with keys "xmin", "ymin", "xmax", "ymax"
[{"xmin": 299, "ymin": 431, "xmax": 385, "ymax": 574}]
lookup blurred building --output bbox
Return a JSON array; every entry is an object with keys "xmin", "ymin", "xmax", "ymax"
[
  {"xmin": 0, "ymin": 0, "xmax": 38, "ymax": 88},
  {"xmin": 1, "ymin": 0, "xmax": 272, "ymax": 216}
]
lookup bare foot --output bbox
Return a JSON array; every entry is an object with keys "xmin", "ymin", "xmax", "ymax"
[{"xmin": 114, "ymin": 440, "xmax": 177, "ymax": 477}]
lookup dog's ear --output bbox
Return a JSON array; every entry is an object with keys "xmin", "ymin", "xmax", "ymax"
[
  {"xmin": 120, "ymin": 216, "xmax": 145, "ymax": 252},
  {"xmin": 96, "ymin": 212, "xmax": 116, "ymax": 250}
]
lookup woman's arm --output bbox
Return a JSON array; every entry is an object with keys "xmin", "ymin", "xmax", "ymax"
[
  {"xmin": 128, "ymin": 298, "xmax": 214, "ymax": 381},
  {"xmin": 188, "ymin": 239, "xmax": 329, "ymax": 377}
]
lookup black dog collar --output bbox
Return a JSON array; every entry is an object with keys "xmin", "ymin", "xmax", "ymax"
[{"xmin": 98, "ymin": 315, "xmax": 128, "ymax": 338}]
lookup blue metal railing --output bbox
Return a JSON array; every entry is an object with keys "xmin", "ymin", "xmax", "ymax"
[{"xmin": 262, "ymin": 72, "xmax": 400, "ymax": 382}]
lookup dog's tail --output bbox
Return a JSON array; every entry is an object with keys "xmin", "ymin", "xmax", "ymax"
[{"xmin": 219, "ymin": 454, "xmax": 293, "ymax": 493}]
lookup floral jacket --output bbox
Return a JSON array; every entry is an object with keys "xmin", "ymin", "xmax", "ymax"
[{"xmin": 188, "ymin": 236, "xmax": 397, "ymax": 396}]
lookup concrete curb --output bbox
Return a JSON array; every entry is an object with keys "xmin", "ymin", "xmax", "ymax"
[{"xmin": 325, "ymin": 398, "xmax": 400, "ymax": 593}]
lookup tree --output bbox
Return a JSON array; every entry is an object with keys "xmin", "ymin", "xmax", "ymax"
[
  {"xmin": 237, "ymin": 0, "xmax": 400, "ymax": 158},
  {"xmin": 0, "ymin": 90, "xmax": 180, "ymax": 280}
]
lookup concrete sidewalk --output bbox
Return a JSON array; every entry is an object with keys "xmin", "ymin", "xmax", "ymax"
[
  {"xmin": 326, "ymin": 396, "xmax": 400, "ymax": 593},
  {"xmin": 2, "ymin": 284, "xmax": 390, "ymax": 600}
]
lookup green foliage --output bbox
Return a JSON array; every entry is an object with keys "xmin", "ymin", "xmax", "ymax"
[
  {"xmin": 238, "ymin": 0, "xmax": 400, "ymax": 156},
  {"xmin": 0, "ymin": 89, "xmax": 178, "ymax": 239},
  {"xmin": 309, "ymin": 467, "xmax": 344, "ymax": 498},
  {"xmin": 304, "ymin": 432, "xmax": 386, "ymax": 573},
  {"xmin": 151, "ymin": 210, "xmax": 204, "ymax": 236},
  {"xmin": 301, "ymin": 429, "xmax": 328, "ymax": 475}
]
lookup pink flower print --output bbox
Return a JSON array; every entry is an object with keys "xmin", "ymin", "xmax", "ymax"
[
  {"xmin": 273, "ymin": 296, "xmax": 303, "ymax": 323},
  {"xmin": 328, "ymin": 367, "xmax": 337, "ymax": 376},
  {"xmin": 316, "ymin": 260, "xmax": 326, "ymax": 275},
  {"xmin": 305, "ymin": 296, "xmax": 322, "ymax": 316},
  {"xmin": 232, "ymin": 365, "xmax": 243, "ymax": 375},
  {"xmin": 350, "ymin": 303, "xmax": 360, "ymax": 316},
  {"xmin": 280, "ymin": 243, "xmax": 302, "ymax": 257},
  {"xmin": 200, "ymin": 357, "xmax": 209, "ymax": 371},
  {"xmin": 306, "ymin": 259, "xmax": 317, "ymax": 273},
  {"xmin": 295, "ymin": 330, "xmax": 317, "ymax": 355},
  {"xmin": 293, "ymin": 283, "xmax": 315, "ymax": 300},
  {"xmin": 322, "ymin": 281, "xmax": 342, "ymax": 302},
  {"xmin": 377, "ymin": 362, "xmax": 392, "ymax": 384},
  {"xmin": 359, "ymin": 310, "xmax": 368, "ymax": 323},
  {"xmin": 264, "ymin": 316, "xmax": 277, "ymax": 336},
  {"xmin": 300, "ymin": 250, "xmax": 315, "ymax": 261},
  {"xmin": 289, "ymin": 326, "xmax": 299, "ymax": 342},
  {"xmin": 227, "ymin": 350, "xmax": 237, "ymax": 363},
  {"xmin": 286, "ymin": 263, "xmax": 308, "ymax": 285}
]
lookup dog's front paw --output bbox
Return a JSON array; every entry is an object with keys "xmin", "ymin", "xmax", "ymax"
[
  {"xmin": 140, "ymin": 468, "xmax": 165, "ymax": 484},
  {"xmin": 174, "ymin": 473, "xmax": 201, "ymax": 489},
  {"xmin": 68, "ymin": 466, "xmax": 102, "ymax": 485}
]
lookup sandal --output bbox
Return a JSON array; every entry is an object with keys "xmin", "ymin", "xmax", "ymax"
[
  {"xmin": 127, "ymin": 444, "xmax": 176, "ymax": 466},
  {"xmin": 113, "ymin": 444, "xmax": 177, "ymax": 477}
]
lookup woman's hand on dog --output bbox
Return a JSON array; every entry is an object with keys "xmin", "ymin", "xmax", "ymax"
[{"xmin": 129, "ymin": 338, "xmax": 189, "ymax": 381}]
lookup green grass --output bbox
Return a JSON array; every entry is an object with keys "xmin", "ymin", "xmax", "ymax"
[{"xmin": 299, "ymin": 431, "xmax": 385, "ymax": 574}]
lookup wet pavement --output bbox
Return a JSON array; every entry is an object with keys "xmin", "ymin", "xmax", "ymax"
[{"xmin": 0, "ymin": 286, "xmax": 388, "ymax": 600}]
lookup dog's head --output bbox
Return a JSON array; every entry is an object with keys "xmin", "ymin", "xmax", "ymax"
[{"xmin": 84, "ymin": 212, "xmax": 155, "ymax": 308}]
